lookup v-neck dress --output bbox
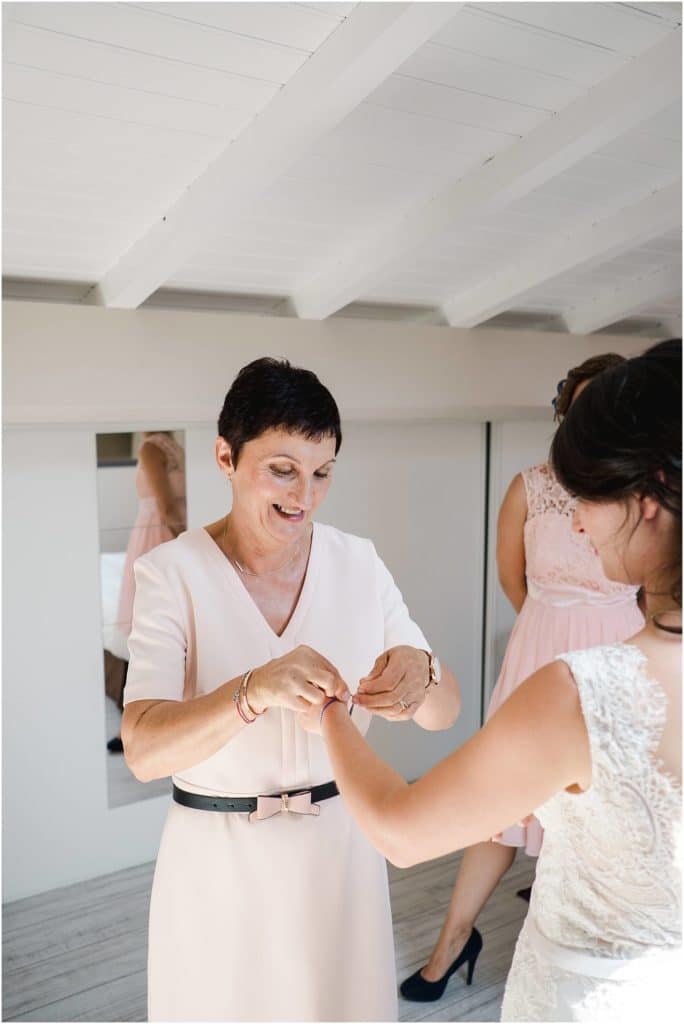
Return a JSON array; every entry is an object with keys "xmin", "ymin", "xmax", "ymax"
[{"xmin": 124, "ymin": 523, "xmax": 429, "ymax": 1022}]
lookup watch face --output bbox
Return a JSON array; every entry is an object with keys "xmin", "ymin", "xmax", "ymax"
[{"xmin": 432, "ymin": 655, "xmax": 442, "ymax": 683}]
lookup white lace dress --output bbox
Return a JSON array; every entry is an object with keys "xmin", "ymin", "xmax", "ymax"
[{"xmin": 501, "ymin": 644, "xmax": 681, "ymax": 1022}]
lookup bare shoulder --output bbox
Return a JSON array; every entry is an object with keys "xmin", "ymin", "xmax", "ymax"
[
  {"xmin": 490, "ymin": 659, "xmax": 582, "ymax": 734},
  {"xmin": 498, "ymin": 472, "xmax": 527, "ymax": 526},
  {"xmin": 503, "ymin": 472, "xmax": 526, "ymax": 507},
  {"xmin": 487, "ymin": 658, "xmax": 589, "ymax": 787},
  {"xmin": 516, "ymin": 659, "xmax": 580, "ymax": 709},
  {"xmin": 139, "ymin": 439, "xmax": 167, "ymax": 467}
]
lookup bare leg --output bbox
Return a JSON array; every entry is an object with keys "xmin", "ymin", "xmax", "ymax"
[{"xmin": 421, "ymin": 840, "xmax": 517, "ymax": 981}]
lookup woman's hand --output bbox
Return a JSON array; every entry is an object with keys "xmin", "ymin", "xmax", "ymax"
[
  {"xmin": 248, "ymin": 645, "xmax": 349, "ymax": 715},
  {"xmin": 353, "ymin": 646, "xmax": 430, "ymax": 720}
]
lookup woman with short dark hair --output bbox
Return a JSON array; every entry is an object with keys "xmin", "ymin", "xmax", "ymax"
[
  {"xmin": 122, "ymin": 357, "xmax": 461, "ymax": 1021},
  {"xmin": 307, "ymin": 340, "xmax": 681, "ymax": 1023}
]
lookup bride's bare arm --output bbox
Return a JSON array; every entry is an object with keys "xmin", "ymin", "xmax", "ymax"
[{"xmin": 319, "ymin": 660, "xmax": 591, "ymax": 867}]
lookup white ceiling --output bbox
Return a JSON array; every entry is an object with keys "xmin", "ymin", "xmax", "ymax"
[{"xmin": 3, "ymin": 1, "xmax": 682, "ymax": 335}]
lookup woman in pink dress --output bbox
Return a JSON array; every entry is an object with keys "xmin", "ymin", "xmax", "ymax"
[
  {"xmin": 107, "ymin": 432, "xmax": 186, "ymax": 753},
  {"xmin": 116, "ymin": 431, "xmax": 186, "ymax": 637},
  {"xmin": 400, "ymin": 352, "xmax": 644, "ymax": 1002}
]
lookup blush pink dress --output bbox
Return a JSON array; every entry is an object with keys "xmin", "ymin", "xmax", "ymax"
[
  {"xmin": 124, "ymin": 522, "xmax": 430, "ymax": 1021},
  {"xmin": 116, "ymin": 433, "xmax": 186, "ymax": 638},
  {"xmin": 487, "ymin": 463, "xmax": 644, "ymax": 856}
]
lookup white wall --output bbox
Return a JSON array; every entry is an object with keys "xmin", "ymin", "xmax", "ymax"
[
  {"xmin": 313, "ymin": 419, "xmax": 485, "ymax": 778},
  {"xmin": 3, "ymin": 428, "xmax": 171, "ymax": 902},
  {"xmin": 3, "ymin": 301, "xmax": 646, "ymax": 427}
]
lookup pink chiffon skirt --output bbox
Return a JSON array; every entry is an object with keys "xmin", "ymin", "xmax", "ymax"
[{"xmin": 486, "ymin": 594, "xmax": 644, "ymax": 856}]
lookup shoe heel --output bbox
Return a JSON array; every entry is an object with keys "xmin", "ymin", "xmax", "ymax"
[{"xmin": 466, "ymin": 948, "xmax": 480, "ymax": 986}]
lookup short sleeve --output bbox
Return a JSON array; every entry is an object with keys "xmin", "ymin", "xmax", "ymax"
[
  {"xmin": 123, "ymin": 555, "xmax": 187, "ymax": 704},
  {"xmin": 372, "ymin": 545, "xmax": 430, "ymax": 652}
]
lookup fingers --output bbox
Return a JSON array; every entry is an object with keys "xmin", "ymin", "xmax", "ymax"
[
  {"xmin": 310, "ymin": 668, "xmax": 349, "ymax": 701},
  {"xmin": 353, "ymin": 678, "xmax": 407, "ymax": 710},
  {"xmin": 333, "ymin": 677, "xmax": 351, "ymax": 701},
  {"xmin": 296, "ymin": 647, "xmax": 349, "ymax": 700},
  {"xmin": 364, "ymin": 703, "xmax": 415, "ymax": 722},
  {"xmin": 277, "ymin": 685, "xmax": 326, "ymax": 713},
  {"xmin": 357, "ymin": 653, "xmax": 396, "ymax": 694},
  {"xmin": 358, "ymin": 651, "xmax": 389, "ymax": 688},
  {"xmin": 300, "ymin": 681, "xmax": 329, "ymax": 706}
]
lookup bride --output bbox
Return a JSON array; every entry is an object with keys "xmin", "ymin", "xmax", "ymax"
[{"xmin": 302, "ymin": 338, "xmax": 681, "ymax": 1021}]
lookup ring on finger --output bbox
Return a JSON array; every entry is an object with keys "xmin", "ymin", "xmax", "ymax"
[{"xmin": 398, "ymin": 698, "xmax": 410, "ymax": 711}]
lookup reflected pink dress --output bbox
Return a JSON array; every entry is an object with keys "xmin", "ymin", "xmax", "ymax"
[
  {"xmin": 487, "ymin": 463, "xmax": 644, "ymax": 855},
  {"xmin": 116, "ymin": 433, "xmax": 186, "ymax": 638}
]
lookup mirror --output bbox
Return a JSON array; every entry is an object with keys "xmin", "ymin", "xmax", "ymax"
[{"xmin": 96, "ymin": 430, "xmax": 187, "ymax": 807}]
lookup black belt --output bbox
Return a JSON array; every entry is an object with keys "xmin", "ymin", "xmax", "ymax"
[{"xmin": 172, "ymin": 780, "xmax": 339, "ymax": 814}]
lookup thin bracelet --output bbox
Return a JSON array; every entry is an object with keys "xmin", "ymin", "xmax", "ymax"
[
  {"xmin": 242, "ymin": 669, "xmax": 263, "ymax": 718},
  {"xmin": 319, "ymin": 697, "xmax": 338, "ymax": 725},
  {"xmin": 233, "ymin": 685, "xmax": 255, "ymax": 724},
  {"xmin": 233, "ymin": 671, "xmax": 257, "ymax": 725}
]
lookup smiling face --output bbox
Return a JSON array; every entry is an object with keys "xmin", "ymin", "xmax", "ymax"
[{"xmin": 216, "ymin": 428, "xmax": 337, "ymax": 550}]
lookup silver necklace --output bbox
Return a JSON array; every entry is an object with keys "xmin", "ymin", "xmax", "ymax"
[{"xmin": 221, "ymin": 516, "xmax": 308, "ymax": 577}]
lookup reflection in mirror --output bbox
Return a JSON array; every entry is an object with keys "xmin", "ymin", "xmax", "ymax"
[{"xmin": 96, "ymin": 430, "xmax": 187, "ymax": 807}]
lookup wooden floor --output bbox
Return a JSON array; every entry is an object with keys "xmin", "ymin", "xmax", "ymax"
[{"xmin": 2, "ymin": 850, "xmax": 535, "ymax": 1022}]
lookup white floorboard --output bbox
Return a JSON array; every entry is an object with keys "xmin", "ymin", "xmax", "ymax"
[{"xmin": 3, "ymin": 849, "xmax": 535, "ymax": 1021}]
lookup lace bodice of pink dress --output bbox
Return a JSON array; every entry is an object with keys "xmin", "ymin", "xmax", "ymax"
[
  {"xmin": 501, "ymin": 644, "xmax": 681, "ymax": 1021},
  {"xmin": 523, "ymin": 463, "xmax": 638, "ymax": 607}
]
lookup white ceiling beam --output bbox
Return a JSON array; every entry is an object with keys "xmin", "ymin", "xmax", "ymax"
[
  {"xmin": 442, "ymin": 182, "xmax": 681, "ymax": 327},
  {"xmin": 564, "ymin": 264, "xmax": 682, "ymax": 335},
  {"xmin": 84, "ymin": 2, "xmax": 460, "ymax": 309},
  {"xmin": 291, "ymin": 29, "xmax": 681, "ymax": 321}
]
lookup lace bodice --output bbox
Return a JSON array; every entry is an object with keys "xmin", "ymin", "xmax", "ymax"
[
  {"xmin": 532, "ymin": 644, "xmax": 682, "ymax": 958},
  {"xmin": 522, "ymin": 464, "xmax": 639, "ymax": 607}
]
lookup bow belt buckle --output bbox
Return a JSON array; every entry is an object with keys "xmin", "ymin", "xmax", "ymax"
[{"xmin": 249, "ymin": 790, "xmax": 322, "ymax": 823}]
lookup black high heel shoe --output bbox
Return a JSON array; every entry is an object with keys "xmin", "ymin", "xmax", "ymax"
[{"xmin": 399, "ymin": 927, "xmax": 483, "ymax": 1002}]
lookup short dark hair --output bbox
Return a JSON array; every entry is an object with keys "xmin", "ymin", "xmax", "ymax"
[
  {"xmin": 552, "ymin": 352, "xmax": 626, "ymax": 421},
  {"xmin": 218, "ymin": 357, "xmax": 342, "ymax": 466},
  {"xmin": 551, "ymin": 338, "xmax": 682, "ymax": 607}
]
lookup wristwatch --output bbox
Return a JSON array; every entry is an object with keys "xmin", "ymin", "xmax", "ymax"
[{"xmin": 423, "ymin": 650, "xmax": 442, "ymax": 689}]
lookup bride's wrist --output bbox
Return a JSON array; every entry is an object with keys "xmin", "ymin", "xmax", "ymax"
[{"xmin": 320, "ymin": 698, "xmax": 347, "ymax": 729}]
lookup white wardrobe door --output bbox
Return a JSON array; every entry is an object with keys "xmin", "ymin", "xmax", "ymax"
[{"xmin": 322, "ymin": 419, "xmax": 486, "ymax": 780}]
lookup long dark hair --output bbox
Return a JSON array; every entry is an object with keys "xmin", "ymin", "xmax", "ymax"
[{"xmin": 551, "ymin": 339, "xmax": 682, "ymax": 615}]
